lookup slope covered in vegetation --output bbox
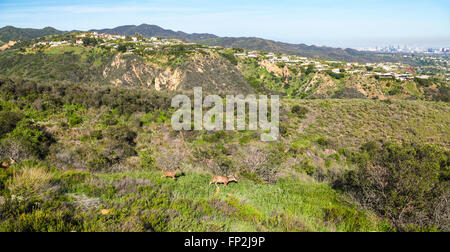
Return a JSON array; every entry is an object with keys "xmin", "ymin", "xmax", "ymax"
[
  {"xmin": 1, "ymin": 45, "xmax": 448, "ymax": 101},
  {"xmin": 0, "ymin": 26, "xmax": 64, "ymax": 42},
  {"xmin": 0, "ymin": 77, "xmax": 448, "ymax": 231},
  {"xmin": 0, "ymin": 31, "xmax": 448, "ymax": 232}
]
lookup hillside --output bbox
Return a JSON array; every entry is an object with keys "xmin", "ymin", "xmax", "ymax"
[
  {"xmin": 198, "ymin": 37, "xmax": 408, "ymax": 64},
  {"xmin": 0, "ymin": 26, "xmax": 64, "ymax": 42},
  {"xmin": 91, "ymin": 24, "xmax": 218, "ymax": 41},
  {"xmin": 0, "ymin": 47, "xmax": 253, "ymax": 94},
  {"xmin": 0, "ymin": 77, "xmax": 448, "ymax": 231},
  {"xmin": 0, "ymin": 42, "xmax": 447, "ymax": 101},
  {"xmin": 0, "ymin": 24, "xmax": 422, "ymax": 65},
  {"xmin": 0, "ymin": 32, "xmax": 448, "ymax": 232},
  {"xmin": 89, "ymin": 24, "xmax": 407, "ymax": 64}
]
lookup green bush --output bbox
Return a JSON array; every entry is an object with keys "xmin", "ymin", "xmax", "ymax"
[
  {"xmin": 297, "ymin": 161, "xmax": 316, "ymax": 176},
  {"xmin": 87, "ymin": 152, "xmax": 112, "ymax": 172},
  {"xmin": 317, "ymin": 137, "xmax": 329, "ymax": 147},
  {"xmin": 0, "ymin": 111, "xmax": 23, "ymax": 138},
  {"xmin": 291, "ymin": 105, "xmax": 308, "ymax": 119},
  {"xmin": 324, "ymin": 205, "xmax": 376, "ymax": 232},
  {"xmin": 117, "ymin": 44, "xmax": 127, "ymax": 53},
  {"xmin": 68, "ymin": 113, "xmax": 83, "ymax": 126},
  {"xmin": 335, "ymin": 142, "xmax": 450, "ymax": 231},
  {"xmin": 139, "ymin": 149, "xmax": 156, "ymax": 170},
  {"xmin": 104, "ymin": 125, "xmax": 137, "ymax": 146},
  {"xmin": 1, "ymin": 120, "xmax": 54, "ymax": 159},
  {"xmin": 0, "ymin": 167, "xmax": 13, "ymax": 194},
  {"xmin": 220, "ymin": 53, "xmax": 238, "ymax": 65},
  {"xmin": 0, "ymin": 206, "xmax": 82, "ymax": 232}
]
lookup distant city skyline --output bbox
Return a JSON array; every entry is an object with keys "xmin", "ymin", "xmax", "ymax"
[{"xmin": 1, "ymin": 0, "xmax": 449, "ymax": 49}]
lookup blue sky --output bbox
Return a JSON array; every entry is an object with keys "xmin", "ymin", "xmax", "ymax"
[{"xmin": 0, "ymin": 0, "xmax": 449, "ymax": 48}]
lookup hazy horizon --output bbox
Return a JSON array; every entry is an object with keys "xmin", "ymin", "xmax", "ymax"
[{"xmin": 1, "ymin": 0, "xmax": 449, "ymax": 49}]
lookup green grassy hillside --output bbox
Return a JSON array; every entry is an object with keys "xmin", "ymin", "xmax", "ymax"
[
  {"xmin": 283, "ymin": 99, "xmax": 449, "ymax": 149},
  {"xmin": 0, "ymin": 77, "xmax": 448, "ymax": 231},
  {"xmin": 1, "ymin": 46, "xmax": 448, "ymax": 101}
]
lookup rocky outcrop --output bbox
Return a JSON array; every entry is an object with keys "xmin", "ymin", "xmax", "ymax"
[
  {"xmin": 178, "ymin": 54, "xmax": 254, "ymax": 94},
  {"xmin": 0, "ymin": 41, "xmax": 16, "ymax": 51},
  {"xmin": 154, "ymin": 68, "xmax": 183, "ymax": 91},
  {"xmin": 259, "ymin": 61, "xmax": 283, "ymax": 76},
  {"xmin": 102, "ymin": 53, "xmax": 254, "ymax": 94}
]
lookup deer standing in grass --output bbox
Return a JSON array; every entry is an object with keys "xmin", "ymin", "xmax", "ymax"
[
  {"xmin": 1, "ymin": 158, "xmax": 15, "ymax": 168},
  {"xmin": 209, "ymin": 173, "xmax": 238, "ymax": 187},
  {"xmin": 162, "ymin": 169, "xmax": 181, "ymax": 180}
]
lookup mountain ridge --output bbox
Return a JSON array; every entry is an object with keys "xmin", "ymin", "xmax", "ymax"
[
  {"xmin": 0, "ymin": 26, "xmax": 64, "ymax": 42},
  {"xmin": 89, "ymin": 24, "xmax": 407, "ymax": 63},
  {"xmin": 90, "ymin": 24, "xmax": 218, "ymax": 41},
  {"xmin": 1, "ymin": 24, "xmax": 411, "ymax": 64}
]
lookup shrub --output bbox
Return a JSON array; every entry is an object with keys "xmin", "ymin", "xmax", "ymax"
[
  {"xmin": 1, "ymin": 120, "xmax": 54, "ymax": 159},
  {"xmin": 47, "ymin": 143, "xmax": 86, "ymax": 171},
  {"xmin": 335, "ymin": 142, "xmax": 450, "ymax": 231},
  {"xmin": 104, "ymin": 125, "xmax": 137, "ymax": 146},
  {"xmin": 324, "ymin": 205, "xmax": 376, "ymax": 232},
  {"xmin": 0, "ymin": 111, "xmax": 23, "ymax": 137},
  {"xmin": 327, "ymin": 71, "xmax": 345, "ymax": 79},
  {"xmin": 291, "ymin": 105, "xmax": 308, "ymax": 119},
  {"xmin": 238, "ymin": 146, "xmax": 280, "ymax": 184},
  {"xmin": 139, "ymin": 149, "xmax": 156, "ymax": 170},
  {"xmin": 87, "ymin": 152, "xmax": 112, "ymax": 172},
  {"xmin": 0, "ymin": 138, "xmax": 36, "ymax": 162},
  {"xmin": 220, "ymin": 53, "xmax": 238, "ymax": 65},
  {"xmin": 7, "ymin": 164, "xmax": 53, "ymax": 199},
  {"xmin": 317, "ymin": 137, "xmax": 329, "ymax": 147},
  {"xmin": 104, "ymin": 141, "xmax": 137, "ymax": 161},
  {"xmin": 0, "ymin": 207, "xmax": 82, "ymax": 232},
  {"xmin": 155, "ymin": 145, "xmax": 188, "ymax": 172},
  {"xmin": 0, "ymin": 167, "xmax": 13, "ymax": 194},
  {"xmin": 297, "ymin": 160, "xmax": 316, "ymax": 176},
  {"xmin": 68, "ymin": 113, "xmax": 83, "ymax": 126}
]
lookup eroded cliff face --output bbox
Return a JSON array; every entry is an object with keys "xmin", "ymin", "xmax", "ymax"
[
  {"xmin": 102, "ymin": 52, "xmax": 254, "ymax": 94},
  {"xmin": 178, "ymin": 54, "xmax": 254, "ymax": 94},
  {"xmin": 299, "ymin": 73, "xmax": 387, "ymax": 99},
  {"xmin": 103, "ymin": 53, "xmax": 157, "ymax": 87},
  {"xmin": 0, "ymin": 41, "xmax": 16, "ymax": 51}
]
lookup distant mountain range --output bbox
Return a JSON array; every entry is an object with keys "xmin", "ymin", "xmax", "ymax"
[
  {"xmin": 0, "ymin": 24, "xmax": 410, "ymax": 63},
  {"xmin": 198, "ymin": 37, "xmax": 393, "ymax": 63},
  {"xmin": 0, "ymin": 26, "xmax": 64, "ymax": 43},
  {"xmin": 91, "ymin": 24, "xmax": 218, "ymax": 41},
  {"xmin": 90, "ymin": 24, "xmax": 408, "ymax": 63}
]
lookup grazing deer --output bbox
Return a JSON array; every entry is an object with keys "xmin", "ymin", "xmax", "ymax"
[
  {"xmin": 209, "ymin": 173, "xmax": 238, "ymax": 187},
  {"xmin": 1, "ymin": 158, "xmax": 15, "ymax": 168},
  {"xmin": 162, "ymin": 169, "xmax": 181, "ymax": 180}
]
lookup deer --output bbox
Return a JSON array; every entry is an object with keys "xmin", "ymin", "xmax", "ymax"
[
  {"xmin": 162, "ymin": 169, "xmax": 181, "ymax": 180},
  {"xmin": 209, "ymin": 173, "xmax": 238, "ymax": 187},
  {"xmin": 1, "ymin": 158, "xmax": 15, "ymax": 168}
]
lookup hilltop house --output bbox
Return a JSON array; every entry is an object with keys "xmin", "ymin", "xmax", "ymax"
[
  {"xmin": 332, "ymin": 69, "xmax": 341, "ymax": 74},
  {"xmin": 416, "ymin": 75, "xmax": 430, "ymax": 80},
  {"xmin": 376, "ymin": 73, "xmax": 393, "ymax": 79},
  {"xmin": 247, "ymin": 51, "xmax": 260, "ymax": 58}
]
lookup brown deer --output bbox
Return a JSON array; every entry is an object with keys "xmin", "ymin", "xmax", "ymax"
[
  {"xmin": 1, "ymin": 158, "xmax": 15, "ymax": 168},
  {"xmin": 209, "ymin": 173, "xmax": 238, "ymax": 187},
  {"xmin": 162, "ymin": 169, "xmax": 181, "ymax": 180}
]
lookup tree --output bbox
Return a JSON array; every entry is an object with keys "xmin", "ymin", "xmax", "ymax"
[
  {"xmin": 82, "ymin": 37, "xmax": 97, "ymax": 47},
  {"xmin": 117, "ymin": 44, "xmax": 127, "ymax": 53},
  {"xmin": 305, "ymin": 65, "xmax": 315, "ymax": 75}
]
